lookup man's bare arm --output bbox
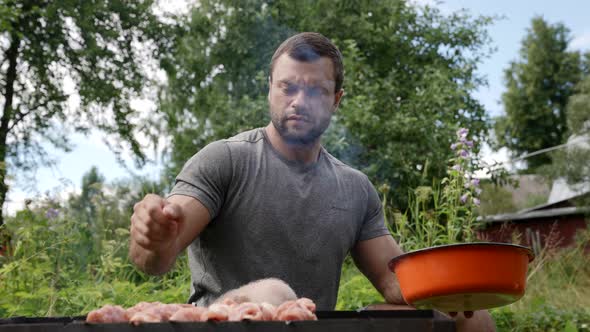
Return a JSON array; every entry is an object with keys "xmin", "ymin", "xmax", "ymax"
[
  {"xmin": 351, "ymin": 235, "xmax": 406, "ymax": 305},
  {"xmin": 129, "ymin": 194, "xmax": 210, "ymax": 275}
]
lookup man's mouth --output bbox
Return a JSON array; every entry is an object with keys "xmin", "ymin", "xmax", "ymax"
[{"xmin": 286, "ymin": 115, "xmax": 309, "ymax": 122}]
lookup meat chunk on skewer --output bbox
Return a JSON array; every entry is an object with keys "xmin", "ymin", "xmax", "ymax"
[
  {"xmin": 129, "ymin": 303, "xmax": 191, "ymax": 325},
  {"xmin": 275, "ymin": 298, "xmax": 317, "ymax": 321},
  {"xmin": 85, "ymin": 296, "xmax": 317, "ymax": 323},
  {"xmin": 86, "ymin": 305, "xmax": 128, "ymax": 323},
  {"xmin": 295, "ymin": 297, "xmax": 317, "ymax": 313},
  {"xmin": 125, "ymin": 301, "xmax": 160, "ymax": 318},
  {"xmin": 228, "ymin": 302, "xmax": 265, "ymax": 321},
  {"xmin": 259, "ymin": 302, "xmax": 277, "ymax": 321},
  {"xmin": 201, "ymin": 303, "xmax": 232, "ymax": 322},
  {"xmin": 169, "ymin": 306, "xmax": 208, "ymax": 322}
]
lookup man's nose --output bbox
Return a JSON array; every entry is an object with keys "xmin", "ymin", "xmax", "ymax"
[{"xmin": 291, "ymin": 89, "xmax": 310, "ymax": 109}]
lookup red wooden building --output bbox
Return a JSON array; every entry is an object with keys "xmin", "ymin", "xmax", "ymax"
[{"xmin": 479, "ymin": 191, "xmax": 589, "ymax": 252}]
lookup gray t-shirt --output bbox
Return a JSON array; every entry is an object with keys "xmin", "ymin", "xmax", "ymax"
[{"xmin": 169, "ymin": 127, "xmax": 390, "ymax": 310}]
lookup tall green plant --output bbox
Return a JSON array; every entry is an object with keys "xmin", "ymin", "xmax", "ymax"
[{"xmin": 387, "ymin": 128, "xmax": 482, "ymax": 251}]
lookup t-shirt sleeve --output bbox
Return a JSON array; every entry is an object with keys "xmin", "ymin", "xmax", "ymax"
[
  {"xmin": 358, "ymin": 177, "xmax": 391, "ymax": 242},
  {"xmin": 168, "ymin": 140, "xmax": 232, "ymax": 220}
]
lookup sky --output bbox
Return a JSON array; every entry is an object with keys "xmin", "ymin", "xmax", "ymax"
[{"xmin": 5, "ymin": 0, "xmax": 590, "ymax": 215}]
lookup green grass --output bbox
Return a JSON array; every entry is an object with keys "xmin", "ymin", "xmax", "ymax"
[
  {"xmin": 335, "ymin": 228, "xmax": 590, "ymax": 332},
  {"xmin": 491, "ymin": 229, "xmax": 590, "ymax": 332}
]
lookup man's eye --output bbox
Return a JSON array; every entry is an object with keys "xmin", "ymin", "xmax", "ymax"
[
  {"xmin": 306, "ymin": 87, "xmax": 322, "ymax": 97},
  {"xmin": 283, "ymin": 85, "xmax": 298, "ymax": 95}
]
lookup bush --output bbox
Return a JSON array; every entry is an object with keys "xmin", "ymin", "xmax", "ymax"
[{"xmin": 0, "ymin": 177, "xmax": 189, "ymax": 317}]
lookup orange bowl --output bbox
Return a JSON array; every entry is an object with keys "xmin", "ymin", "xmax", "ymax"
[{"xmin": 388, "ymin": 242, "xmax": 534, "ymax": 312}]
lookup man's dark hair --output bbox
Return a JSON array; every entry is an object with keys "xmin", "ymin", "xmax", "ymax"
[{"xmin": 270, "ymin": 32, "xmax": 344, "ymax": 92}]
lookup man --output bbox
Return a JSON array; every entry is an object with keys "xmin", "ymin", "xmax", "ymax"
[{"xmin": 129, "ymin": 32, "xmax": 495, "ymax": 332}]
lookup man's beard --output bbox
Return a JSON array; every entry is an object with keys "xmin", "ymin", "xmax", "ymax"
[{"xmin": 270, "ymin": 107, "xmax": 331, "ymax": 146}]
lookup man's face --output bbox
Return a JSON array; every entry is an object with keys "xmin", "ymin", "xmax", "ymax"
[{"xmin": 268, "ymin": 54, "xmax": 343, "ymax": 145}]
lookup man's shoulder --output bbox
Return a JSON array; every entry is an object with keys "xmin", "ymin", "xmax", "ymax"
[
  {"xmin": 322, "ymin": 150, "xmax": 370, "ymax": 182},
  {"xmin": 189, "ymin": 128, "xmax": 264, "ymax": 162},
  {"xmin": 224, "ymin": 127, "xmax": 265, "ymax": 145}
]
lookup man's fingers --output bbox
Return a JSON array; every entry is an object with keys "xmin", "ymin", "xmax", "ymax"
[
  {"xmin": 132, "ymin": 196, "xmax": 177, "ymax": 238},
  {"xmin": 447, "ymin": 311, "xmax": 474, "ymax": 319},
  {"xmin": 130, "ymin": 194, "xmax": 182, "ymax": 247},
  {"xmin": 131, "ymin": 214, "xmax": 149, "ymax": 235},
  {"xmin": 131, "ymin": 227, "xmax": 153, "ymax": 249},
  {"xmin": 163, "ymin": 203, "xmax": 183, "ymax": 221},
  {"xmin": 146, "ymin": 202, "xmax": 168, "ymax": 223}
]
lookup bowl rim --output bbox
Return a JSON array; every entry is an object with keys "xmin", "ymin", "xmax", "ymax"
[{"xmin": 388, "ymin": 242, "xmax": 535, "ymax": 270}]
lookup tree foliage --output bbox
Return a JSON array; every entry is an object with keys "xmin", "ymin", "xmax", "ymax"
[
  {"xmin": 549, "ymin": 68, "xmax": 590, "ymax": 203},
  {"xmin": 0, "ymin": 0, "xmax": 178, "ymax": 225},
  {"xmin": 495, "ymin": 17, "xmax": 585, "ymax": 171},
  {"xmin": 161, "ymin": 0, "xmax": 493, "ymax": 208},
  {"xmin": 561, "ymin": 72, "xmax": 590, "ymax": 185}
]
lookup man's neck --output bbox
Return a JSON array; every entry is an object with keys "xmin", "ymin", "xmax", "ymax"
[{"xmin": 264, "ymin": 123, "xmax": 322, "ymax": 165}]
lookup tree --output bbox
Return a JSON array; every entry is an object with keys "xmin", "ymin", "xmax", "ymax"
[
  {"xmin": 495, "ymin": 17, "xmax": 583, "ymax": 171},
  {"xmin": 161, "ymin": 0, "xmax": 493, "ymax": 209},
  {"xmin": 68, "ymin": 166, "xmax": 105, "ymax": 225},
  {"xmin": 564, "ymin": 70, "xmax": 590, "ymax": 182},
  {"xmin": 549, "ymin": 61, "xmax": 590, "ymax": 198},
  {"xmin": 0, "ymin": 1, "xmax": 178, "ymax": 226}
]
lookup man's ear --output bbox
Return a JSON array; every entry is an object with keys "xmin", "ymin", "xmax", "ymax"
[{"xmin": 333, "ymin": 89, "xmax": 345, "ymax": 113}]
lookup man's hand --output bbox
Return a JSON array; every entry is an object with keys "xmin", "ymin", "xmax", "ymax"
[
  {"xmin": 128, "ymin": 193, "xmax": 210, "ymax": 275},
  {"xmin": 131, "ymin": 194, "xmax": 183, "ymax": 254},
  {"xmin": 449, "ymin": 311, "xmax": 474, "ymax": 318},
  {"xmin": 351, "ymin": 235, "xmax": 405, "ymax": 305}
]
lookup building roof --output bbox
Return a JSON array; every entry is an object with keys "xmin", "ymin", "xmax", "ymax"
[
  {"xmin": 480, "ymin": 206, "xmax": 590, "ymax": 224},
  {"xmin": 547, "ymin": 178, "xmax": 590, "ymax": 206}
]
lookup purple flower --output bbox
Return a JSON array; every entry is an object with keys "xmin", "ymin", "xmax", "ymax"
[
  {"xmin": 473, "ymin": 198, "xmax": 480, "ymax": 206},
  {"xmin": 466, "ymin": 140, "xmax": 474, "ymax": 148},
  {"xmin": 459, "ymin": 150, "xmax": 469, "ymax": 157},
  {"xmin": 471, "ymin": 178, "xmax": 480, "ymax": 187},
  {"xmin": 457, "ymin": 128, "xmax": 469, "ymax": 138},
  {"xmin": 452, "ymin": 165, "xmax": 462, "ymax": 171},
  {"xmin": 451, "ymin": 143, "xmax": 458, "ymax": 150},
  {"xmin": 45, "ymin": 208, "xmax": 59, "ymax": 219},
  {"xmin": 460, "ymin": 193, "xmax": 469, "ymax": 204}
]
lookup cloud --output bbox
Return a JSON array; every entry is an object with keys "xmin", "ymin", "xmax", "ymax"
[
  {"xmin": 406, "ymin": 0, "xmax": 453, "ymax": 14},
  {"xmin": 571, "ymin": 32, "xmax": 590, "ymax": 51},
  {"xmin": 408, "ymin": 0, "xmax": 438, "ymax": 7},
  {"xmin": 475, "ymin": 144, "xmax": 527, "ymax": 178},
  {"xmin": 5, "ymin": 190, "xmax": 27, "ymax": 216},
  {"xmin": 5, "ymin": 184, "xmax": 81, "ymax": 216}
]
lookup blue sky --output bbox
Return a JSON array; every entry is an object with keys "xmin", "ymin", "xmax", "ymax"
[
  {"xmin": 5, "ymin": 0, "xmax": 590, "ymax": 214},
  {"xmin": 438, "ymin": 0, "xmax": 590, "ymax": 117}
]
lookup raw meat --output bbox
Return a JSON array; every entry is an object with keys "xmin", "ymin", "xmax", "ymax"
[
  {"xmin": 129, "ymin": 303, "xmax": 191, "ymax": 325},
  {"xmin": 201, "ymin": 303, "xmax": 232, "ymax": 321},
  {"xmin": 86, "ymin": 305, "xmax": 128, "ymax": 323},
  {"xmin": 275, "ymin": 298, "xmax": 317, "ymax": 321},
  {"xmin": 169, "ymin": 306, "xmax": 208, "ymax": 322},
  {"xmin": 228, "ymin": 302, "xmax": 264, "ymax": 321},
  {"xmin": 85, "ymin": 296, "xmax": 316, "ymax": 324}
]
